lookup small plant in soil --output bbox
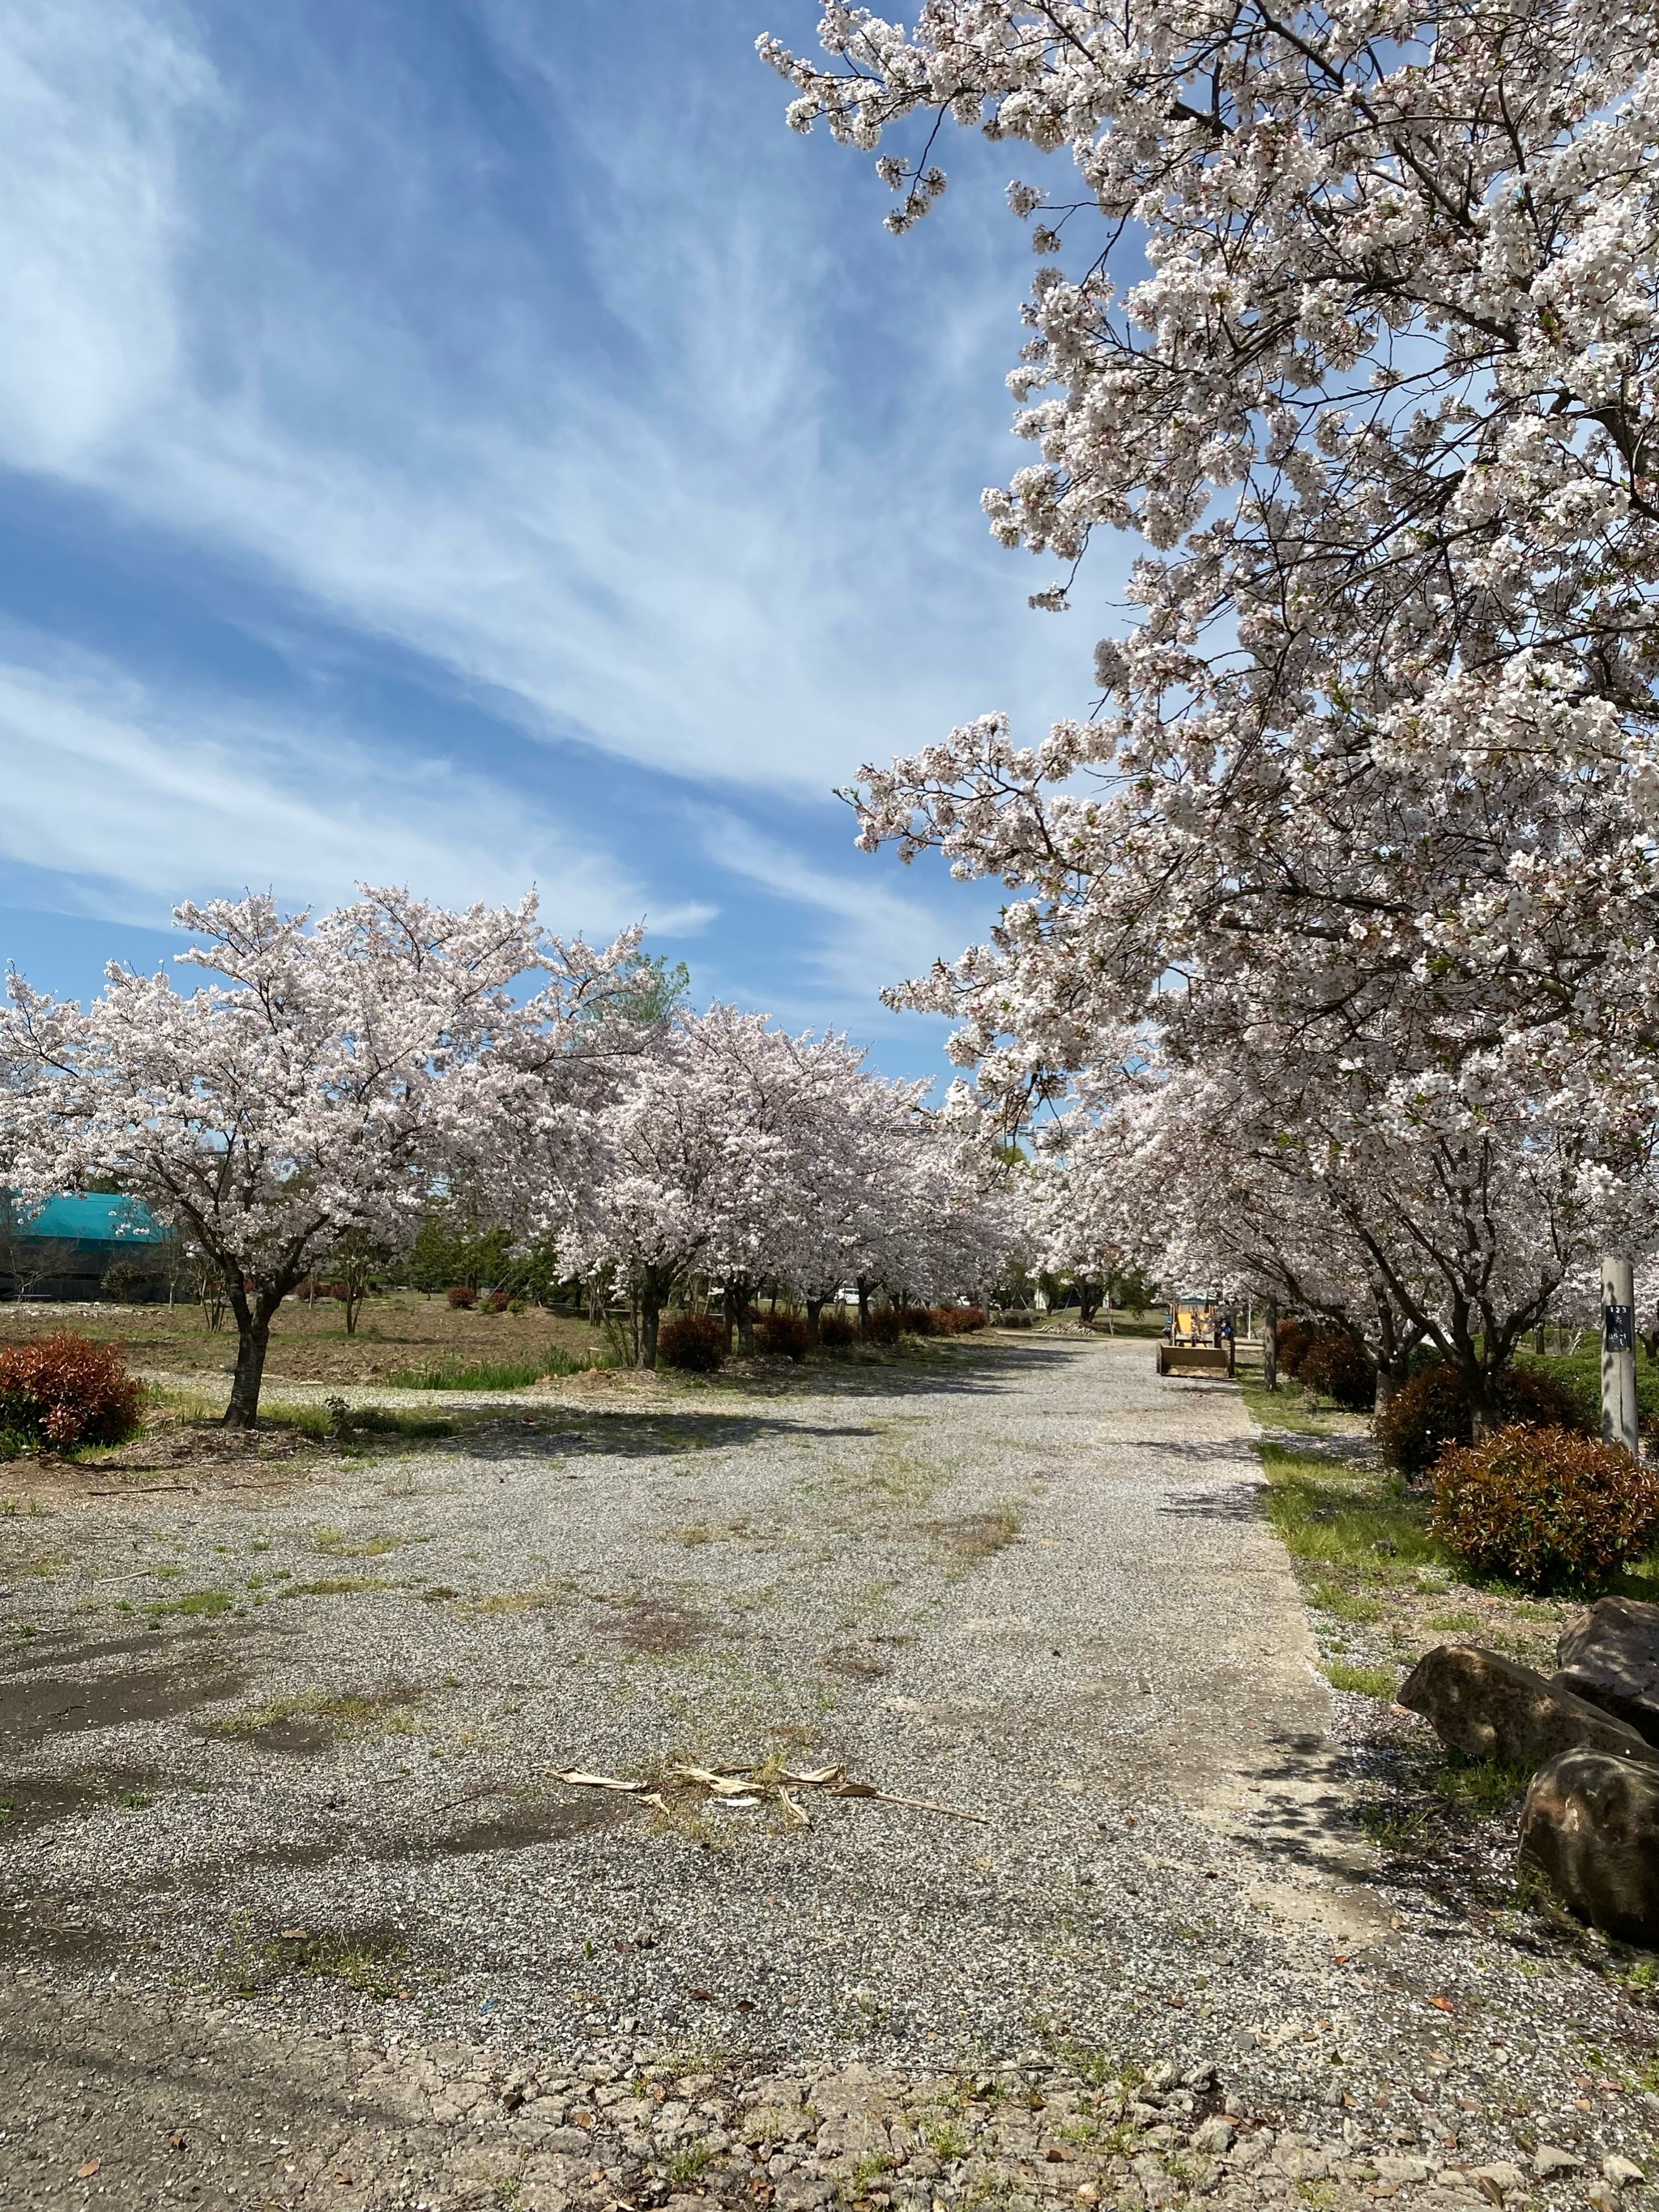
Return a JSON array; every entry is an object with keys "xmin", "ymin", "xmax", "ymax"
[{"xmin": 262, "ymin": 1926, "xmax": 413, "ymax": 2001}]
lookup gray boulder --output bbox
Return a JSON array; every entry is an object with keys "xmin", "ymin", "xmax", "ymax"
[
  {"xmin": 1397, "ymin": 1642, "xmax": 1657, "ymax": 1767},
  {"xmin": 1555, "ymin": 1598, "xmax": 1659, "ymax": 1745},
  {"xmin": 1519, "ymin": 1748, "xmax": 1659, "ymax": 1945}
]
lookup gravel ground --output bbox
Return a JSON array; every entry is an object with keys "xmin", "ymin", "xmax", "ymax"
[{"xmin": 3, "ymin": 1334, "xmax": 1658, "ymax": 2210}]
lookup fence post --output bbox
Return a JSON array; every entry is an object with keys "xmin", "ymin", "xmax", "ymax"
[{"xmin": 1601, "ymin": 1254, "xmax": 1639, "ymax": 1456}]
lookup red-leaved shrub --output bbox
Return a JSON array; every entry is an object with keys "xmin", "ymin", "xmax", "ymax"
[
  {"xmin": 1503, "ymin": 1361, "xmax": 1597, "ymax": 1433},
  {"xmin": 483, "ymin": 1289, "xmax": 511, "ymax": 1314},
  {"xmin": 1373, "ymin": 1361, "xmax": 1470, "ymax": 1478},
  {"xmin": 1296, "ymin": 1329, "xmax": 1376, "ymax": 1411},
  {"xmin": 757, "ymin": 1312, "xmax": 810, "ymax": 1360},
  {"xmin": 1375, "ymin": 1359, "xmax": 1593, "ymax": 1480},
  {"xmin": 940, "ymin": 1305, "xmax": 987, "ymax": 1334},
  {"xmin": 898, "ymin": 1305, "xmax": 936, "ymax": 1335},
  {"xmin": 0, "ymin": 1334, "xmax": 143, "ymax": 1451},
  {"xmin": 818, "ymin": 1311, "xmax": 855, "ymax": 1348},
  {"xmin": 1429, "ymin": 1425, "xmax": 1659, "ymax": 1591},
  {"xmin": 1274, "ymin": 1319, "xmax": 1312, "ymax": 1377},
  {"xmin": 446, "ymin": 1284, "xmax": 477, "ymax": 1309},
  {"xmin": 658, "ymin": 1313, "xmax": 726, "ymax": 1373},
  {"xmin": 863, "ymin": 1307, "xmax": 902, "ymax": 1345}
]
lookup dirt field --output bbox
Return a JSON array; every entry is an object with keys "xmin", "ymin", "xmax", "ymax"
[
  {"xmin": 0, "ymin": 1289, "xmax": 609, "ymax": 1392},
  {"xmin": 3, "ymin": 1336, "xmax": 1657, "ymax": 2212}
]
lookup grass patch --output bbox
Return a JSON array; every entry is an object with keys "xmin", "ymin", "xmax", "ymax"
[
  {"xmin": 920, "ymin": 2116, "xmax": 970, "ymax": 2161},
  {"xmin": 1431, "ymin": 1753, "xmax": 1534, "ymax": 1817},
  {"xmin": 1517, "ymin": 1347, "xmax": 1652, "ymax": 1429},
  {"xmin": 1357, "ymin": 1749, "xmax": 1537, "ymax": 1859},
  {"xmin": 1324, "ymin": 1659, "xmax": 1400, "ymax": 1698},
  {"xmin": 835, "ymin": 1424, "xmax": 944, "ymax": 1513},
  {"xmin": 252, "ymin": 1400, "xmax": 458, "ymax": 1441},
  {"xmin": 844, "ymin": 2151, "xmax": 893, "ymax": 2197},
  {"xmin": 313, "ymin": 1527, "xmax": 406, "ymax": 1557},
  {"xmin": 463, "ymin": 1587, "xmax": 565, "ymax": 1616},
  {"xmin": 666, "ymin": 2142, "xmax": 720, "ymax": 2189},
  {"xmin": 1257, "ymin": 1441, "xmax": 1447, "ymax": 1580},
  {"xmin": 1307, "ymin": 1578, "xmax": 1384, "ymax": 1622},
  {"xmin": 386, "ymin": 1344, "xmax": 619, "ymax": 1390},
  {"xmin": 221, "ymin": 1685, "xmax": 422, "ymax": 1739},
  {"xmin": 262, "ymin": 1926, "xmax": 412, "ymax": 2001},
  {"xmin": 1239, "ymin": 1372, "xmax": 1367, "ymax": 1436},
  {"xmin": 926, "ymin": 1505, "xmax": 1021, "ymax": 1567},
  {"xmin": 150, "ymin": 1587, "xmax": 233, "ymax": 1618},
  {"xmin": 670, "ymin": 1518, "xmax": 757, "ymax": 1548},
  {"xmin": 286, "ymin": 1576, "xmax": 395, "ymax": 1597}
]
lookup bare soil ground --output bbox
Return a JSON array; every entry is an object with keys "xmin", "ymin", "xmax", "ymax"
[
  {"xmin": 2, "ymin": 1338, "xmax": 1657, "ymax": 2212},
  {"xmin": 0, "ymin": 1291, "xmax": 609, "ymax": 1390}
]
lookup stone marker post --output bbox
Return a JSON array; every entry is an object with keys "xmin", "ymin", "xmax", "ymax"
[{"xmin": 1601, "ymin": 1253, "xmax": 1639, "ymax": 1456}]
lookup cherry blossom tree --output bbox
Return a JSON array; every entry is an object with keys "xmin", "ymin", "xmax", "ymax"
[
  {"xmin": 0, "ymin": 891, "xmax": 639, "ymax": 1426},
  {"xmin": 765, "ymin": 2, "xmax": 1659, "ymax": 1360},
  {"xmin": 498, "ymin": 1002, "xmax": 1017, "ymax": 1364},
  {"xmin": 1043, "ymin": 1047, "xmax": 1659, "ymax": 1416},
  {"xmin": 516, "ymin": 1006, "xmax": 804, "ymax": 1367}
]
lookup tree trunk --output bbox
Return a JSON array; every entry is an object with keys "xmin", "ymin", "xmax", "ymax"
[
  {"xmin": 224, "ymin": 1325, "xmax": 270, "ymax": 1427},
  {"xmin": 637, "ymin": 1263, "xmax": 677, "ymax": 1369},
  {"xmin": 224, "ymin": 1285, "xmax": 282, "ymax": 1427},
  {"xmin": 1263, "ymin": 1299, "xmax": 1278, "ymax": 1391},
  {"xmin": 1077, "ymin": 1278, "xmax": 1102, "ymax": 1326},
  {"xmin": 857, "ymin": 1276, "xmax": 871, "ymax": 1340},
  {"xmin": 724, "ymin": 1278, "xmax": 756, "ymax": 1356},
  {"xmin": 805, "ymin": 1296, "xmax": 824, "ymax": 1347},
  {"xmin": 1374, "ymin": 1345, "xmax": 1420, "ymax": 1415},
  {"xmin": 1467, "ymin": 1364, "xmax": 1502, "ymax": 1441}
]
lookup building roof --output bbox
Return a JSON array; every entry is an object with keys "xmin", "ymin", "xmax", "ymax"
[{"xmin": 6, "ymin": 1194, "xmax": 168, "ymax": 1245}]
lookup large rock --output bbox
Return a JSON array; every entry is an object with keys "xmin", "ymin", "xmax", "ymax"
[
  {"xmin": 1519, "ymin": 1748, "xmax": 1659, "ymax": 1945},
  {"xmin": 1397, "ymin": 1642, "xmax": 1657, "ymax": 1766},
  {"xmin": 1555, "ymin": 1598, "xmax": 1659, "ymax": 1744}
]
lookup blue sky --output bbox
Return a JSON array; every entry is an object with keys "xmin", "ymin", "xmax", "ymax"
[{"xmin": 0, "ymin": 0, "xmax": 1102, "ymax": 1085}]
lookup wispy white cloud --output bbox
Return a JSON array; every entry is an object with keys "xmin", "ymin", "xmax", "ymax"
[
  {"xmin": 0, "ymin": 0, "xmax": 1083, "ymax": 795},
  {"xmin": 0, "ymin": 0, "xmax": 1081, "ymax": 1074},
  {"xmin": 0, "ymin": 0, "xmax": 209, "ymax": 471},
  {"xmin": 0, "ymin": 632, "xmax": 712, "ymax": 935},
  {"xmin": 690, "ymin": 804, "xmax": 974, "ymax": 1014}
]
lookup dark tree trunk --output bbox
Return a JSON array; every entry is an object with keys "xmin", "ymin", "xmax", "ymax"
[
  {"xmin": 1263, "ymin": 1299, "xmax": 1278, "ymax": 1391},
  {"xmin": 637, "ymin": 1264, "xmax": 679, "ymax": 1369},
  {"xmin": 1077, "ymin": 1278, "xmax": 1103, "ymax": 1326},
  {"xmin": 224, "ymin": 1323, "xmax": 269, "ymax": 1428},
  {"xmin": 1466, "ymin": 1360, "xmax": 1503, "ymax": 1441},
  {"xmin": 724, "ymin": 1277, "xmax": 756, "ymax": 1356},
  {"xmin": 857, "ymin": 1276, "xmax": 872, "ymax": 1339},
  {"xmin": 805, "ymin": 1296, "xmax": 824, "ymax": 1346},
  {"xmin": 224, "ymin": 1283, "xmax": 284, "ymax": 1428}
]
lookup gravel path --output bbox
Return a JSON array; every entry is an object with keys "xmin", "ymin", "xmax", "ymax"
[{"xmin": 2, "ymin": 1335, "xmax": 1657, "ymax": 2209}]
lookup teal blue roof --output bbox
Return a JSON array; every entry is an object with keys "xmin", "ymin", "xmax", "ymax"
[{"xmin": 9, "ymin": 1194, "xmax": 168, "ymax": 1245}]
